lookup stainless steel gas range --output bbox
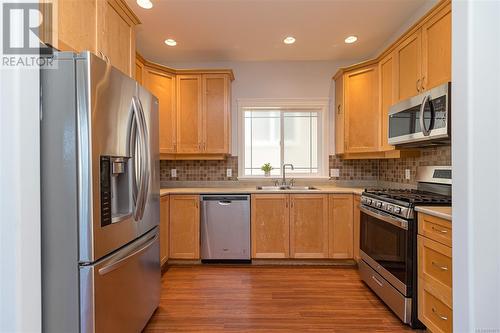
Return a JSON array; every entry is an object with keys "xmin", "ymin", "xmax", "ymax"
[{"xmin": 359, "ymin": 166, "xmax": 451, "ymax": 328}]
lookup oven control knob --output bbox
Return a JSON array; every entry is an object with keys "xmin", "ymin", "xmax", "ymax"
[
  {"xmin": 394, "ymin": 207, "xmax": 402, "ymax": 214},
  {"xmin": 387, "ymin": 205, "xmax": 394, "ymax": 212},
  {"xmin": 367, "ymin": 199, "xmax": 372, "ymax": 205},
  {"xmin": 376, "ymin": 202, "xmax": 382, "ymax": 208}
]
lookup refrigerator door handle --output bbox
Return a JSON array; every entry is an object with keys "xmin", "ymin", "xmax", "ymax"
[
  {"xmin": 98, "ymin": 232, "xmax": 159, "ymax": 276},
  {"xmin": 136, "ymin": 97, "xmax": 150, "ymax": 220},
  {"xmin": 130, "ymin": 97, "xmax": 146, "ymax": 221}
]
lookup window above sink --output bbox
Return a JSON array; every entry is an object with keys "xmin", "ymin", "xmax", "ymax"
[{"xmin": 237, "ymin": 99, "xmax": 330, "ymax": 179}]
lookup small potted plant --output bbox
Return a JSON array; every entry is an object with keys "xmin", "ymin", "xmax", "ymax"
[{"xmin": 261, "ymin": 163, "xmax": 273, "ymax": 177}]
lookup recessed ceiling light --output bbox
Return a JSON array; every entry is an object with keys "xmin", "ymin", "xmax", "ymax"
[
  {"xmin": 283, "ymin": 36, "xmax": 296, "ymax": 45},
  {"xmin": 164, "ymin": 39, "xmax": 177, "ymax": 47},
  {"xmin": 137, "ymin": 0, "xmax": 153, "ymax": 9},
  {"xmin": 344, "ymin": 35, "xmax": 358, "ymax": 44}
]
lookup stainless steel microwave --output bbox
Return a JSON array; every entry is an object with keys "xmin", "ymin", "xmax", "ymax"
[{"xmin": 388, "ymin": 82, "xmax": 450, "ymax": 146}]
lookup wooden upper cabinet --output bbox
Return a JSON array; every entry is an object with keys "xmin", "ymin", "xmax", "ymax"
[
  {"xmin": 135, "ymin": 56, "xmax": 144, "ymax": 85},
  {"xmin": 251, "ymin": 194, "xmax": 290, "ymax": 259},
  {"xmin": 56, "ymin": 0, "xmax": 97, "ymax": 53},
  {"xmin": 289, "ymin": 194, "xmax": 329, "ymax": 259},
  {"xmin": 160, "ymin": 195, "xmax": 169, "ymax": 265},
  {"xmin": 97, "ymin": 0, "xmax": 139, "ymax": 77},
  {"xmin": 55, "ymin": 0, "xmax": 139, "ymax": 77},
  {"xmin": 143, "ymin": 68, "xmax": 177, "ymax": 154},
  {"xmin": 329, "ymin": 194, "xmax": 354, "ymax": 259},
  {"xmin": 169, "ymin": 195, "xmax": 200, "ymax": 259},
  {"xmin": 421, "ymin": 3, "xmax": 451, "ymax": 91},
  {"xmin": 176, "ymin": 75, "xmax": 203, "ymax": 153},
  {"xmin": 379, "ymin": 52, "xmax": 397, "ymax": 151},
  {"xmin": 334, "ymin": 74, "xmax": 345, "ymax": 155},
  {"xmin": 395, "ymin": 30, "xmax": 422, "ymax": 101},
  {"xmin": 344, "ymin": 64, "xmax": 380, "ymax": 153},
  {"xmin": 202, "ymin": 74, "xmax": 231, "ymax": 154}
]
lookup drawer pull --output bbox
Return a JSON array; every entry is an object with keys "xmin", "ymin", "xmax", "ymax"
[
  {"xmin": 431, "ymin": 226, "xmax": 448, "ymax": 234},
  {"xmin": 432, "ymin": 307, "xmax": 448, "ymax": 321},
  {"xmin": 371, "ymin": 275, "xmax": 384, "ymax": 287},
  {"xmin": 431, "ymin": 261, "xmax": 449, "ymax": 271}
]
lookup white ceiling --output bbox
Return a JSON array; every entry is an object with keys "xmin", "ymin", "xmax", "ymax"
[{"xmin": 127, "ymin": 0, "xmax": 434, "ymax": 63}]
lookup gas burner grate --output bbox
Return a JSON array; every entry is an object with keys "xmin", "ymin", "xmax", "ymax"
[{"xmin": 364, "ymin": 189, "xmax": 451, "ymax": 205}]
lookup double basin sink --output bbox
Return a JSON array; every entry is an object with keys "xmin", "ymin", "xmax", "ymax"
[{"xmin": 256, "ymin": 185, "xmax": 319, "ymax": 191}]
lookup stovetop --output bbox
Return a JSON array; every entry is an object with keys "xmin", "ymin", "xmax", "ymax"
[
  {"xmin": 361, "ymin": 188, "xmax": 452, "ymax": 220},
  {"xmin": 363, "ymin": 189, "xmax": 452, "ymax": 205}
]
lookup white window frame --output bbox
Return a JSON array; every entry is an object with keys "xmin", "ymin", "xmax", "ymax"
[{"xmin": 237, "ymin": 98, "xmax": 330, "ymax": 179}]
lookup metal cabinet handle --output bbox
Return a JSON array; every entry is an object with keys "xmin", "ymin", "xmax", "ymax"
[
  {"xmin": 421, "ymin": 76, "xmax": 426, "ymax": 90},
  {"xmin": 337, "ymin": 105, "xmax": 341, "ymax": 115},
  {"xmin": 371, "ymin": 275, "xmax": 384, "ymax": 287},
  {"xmin": 432, "ymin": 307, "xmax": 448, "ymax": 321},
  {"xmin": 432, "ymin": 261, "xmax": 449, "ymax": 271},
  {"xmin": 416, "ymin": 78, "xmax": 421, "ymax": 92},
  {"xmin": 431, "ymin": 226, "xmax": 448, "ymax": 234}
]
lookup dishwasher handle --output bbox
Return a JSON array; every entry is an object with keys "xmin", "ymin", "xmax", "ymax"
[{"xmin": 201, "ymin": 195, "xmax": 250, "ymax": 202}]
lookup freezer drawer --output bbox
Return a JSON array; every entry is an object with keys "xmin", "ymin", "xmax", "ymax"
[
  {"xmin": 201, "ymin": 195, "xmax": 250, "ymax": 260},
  {"xmin": 80, "ymin": 227, "xmax": 160, "ymax": 333}
]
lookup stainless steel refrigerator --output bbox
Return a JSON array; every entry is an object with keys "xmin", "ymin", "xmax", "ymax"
[{"xmin": 41, "ymin": 52, "xmax": 160, "ymax": 333}]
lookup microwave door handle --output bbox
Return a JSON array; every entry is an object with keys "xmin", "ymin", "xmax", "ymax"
[{"xmin": 420, "ymin": 94, "xmax": 431, "ymax": 136}]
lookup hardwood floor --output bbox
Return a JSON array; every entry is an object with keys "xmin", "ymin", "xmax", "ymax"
[{"xmin": 143, "ymin": 265, "xmax": 415, "ymax": 332}]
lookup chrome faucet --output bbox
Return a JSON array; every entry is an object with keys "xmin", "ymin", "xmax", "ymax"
[{"xmin": 281, "ymin": 164, "xmax": 294, "ymax": 186}]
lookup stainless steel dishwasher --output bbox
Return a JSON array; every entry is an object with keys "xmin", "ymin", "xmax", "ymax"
[{"xmin": 201, "ymin": 195, "xmax": 251, "ymax": 262}]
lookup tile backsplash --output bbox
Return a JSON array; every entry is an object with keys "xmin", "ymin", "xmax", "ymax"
[{"xmin": 160, "ymin": 146, "xmax": 451, "ymax": 185}]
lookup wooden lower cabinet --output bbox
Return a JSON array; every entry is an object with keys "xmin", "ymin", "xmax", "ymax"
[
  {"xmin": 251, "ymin": 194, "xmax": 290, "ymax": 259},
  {"xmin": 289, "ymin": 194, "xmax": 329, "ymax": 258},
  {"xmin": 418, "ymin": 212, "xmax": 453, "ymax": 333},
  {"xmin": 328, "ymin": 194, "xmax": 354, "ymax": 259},
  {"xmin": 169, "ymin": 195, "xmax": 200, "ymax": 259},
  {"xmin": 353, "ymin": 195, "xmax": 361, "ymax": 262},
  {"xmin": 159, "ymin": 195, "xmax": 169, "ymax": 265}
]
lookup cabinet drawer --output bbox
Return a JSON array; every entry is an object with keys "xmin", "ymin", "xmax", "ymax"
[
  {"xmin": 419, "ymin": 286, "xmax": 453, "ymax": 333},
  {"xmin": 418, "ymin": 235, "xmax": 452, "ymax": 307},
  {"xmin": 418, "ymin": 213, "xmax": 452, "ymax": 246}
]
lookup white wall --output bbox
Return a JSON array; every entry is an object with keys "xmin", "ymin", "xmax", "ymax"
[
  {"xmin": 0, "ymin": 56, "xmax": 42, "ymax": 333},
  {"xmin": 0, "ymin": 1, "xmax": 42, "ymax": 331},
  {"xmin": 163, "ymin": 60, "xmax": 356, "ymax": 155},
  {"xmin": 453, "ymin": 1, "xmax": 500, "ymax": 332}
]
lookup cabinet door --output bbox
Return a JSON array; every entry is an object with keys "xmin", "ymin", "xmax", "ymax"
[
  {"xmin": 353, "ymin": 195, "xmax": 361, "ymax": 262},
  {"xmin": 160, "ymin": 195, "xmax": 169, "ymax": 265},
  {"xmin": 379, "ymin": 52, "xmax": 396, "ymax": 151},
  {"xmin": 395, "ymin": 31, "xmax": 422, "ymax": 101},
  {"xmin": 169, "ymin": 195, "xmax": 200, "ymax": 259},
  {"xmin": 176, "ymin": 75, "xmax": 203, "ymax": 153},
  {"xmin": 290, "ymin": 194, "xmax": 329, "ymax": 259},
  {"xmin": 344, "ymin": 65, "xmax": 380, "ymax": 153},
  {"xmin": 143, "ymin": 68, "xmax": 176, "ymax": 154},
  {"xmin": 56, "ymin": 0, "xmax": 97, "ymax": 52},
  {"xmin": 202, "ymin": 74, "xmax": 230, "ymax": 154},
  {"xmin": 421, "ymin": 3, "xmax": 451, "ymax": 91},
  {"xmin": 97, "ymin": 0, "xmax": 137, "ymax": 77},
  {"xmin": 329, "ymin": 194, "xmax": 354, "ymax": 259},
  {"xmin": 334, "ymin": 75, "xmax": 345, "ymax": 155},
  {"xmin": 135, "ymin": 56, "xmax": 144, "ymax": 85},
  {"xmin": 251, "ymin": 194, "xmax": 290, "ymax": 259}
]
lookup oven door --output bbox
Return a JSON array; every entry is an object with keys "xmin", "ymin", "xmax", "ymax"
[
  {"xmin": 388, "ymin": 82, "xmax": 450, "ymax": 146},
  {"xmin": 360, "ymin": 205, "xmax": 410, "ymax": 296}
]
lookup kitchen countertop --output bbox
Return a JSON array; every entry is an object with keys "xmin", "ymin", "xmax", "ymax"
[
  {"xmin": 415, "ymin": 206, "xmax": 452, "ymax": 221},
  {"xmin": 160, "ymin": 186, "xmax": 364, "ymax": 196}
]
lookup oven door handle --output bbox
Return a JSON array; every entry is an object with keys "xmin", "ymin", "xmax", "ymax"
[{"xmin": 360, "ymin": 205, "xmax": 408, "ymax": 230}]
